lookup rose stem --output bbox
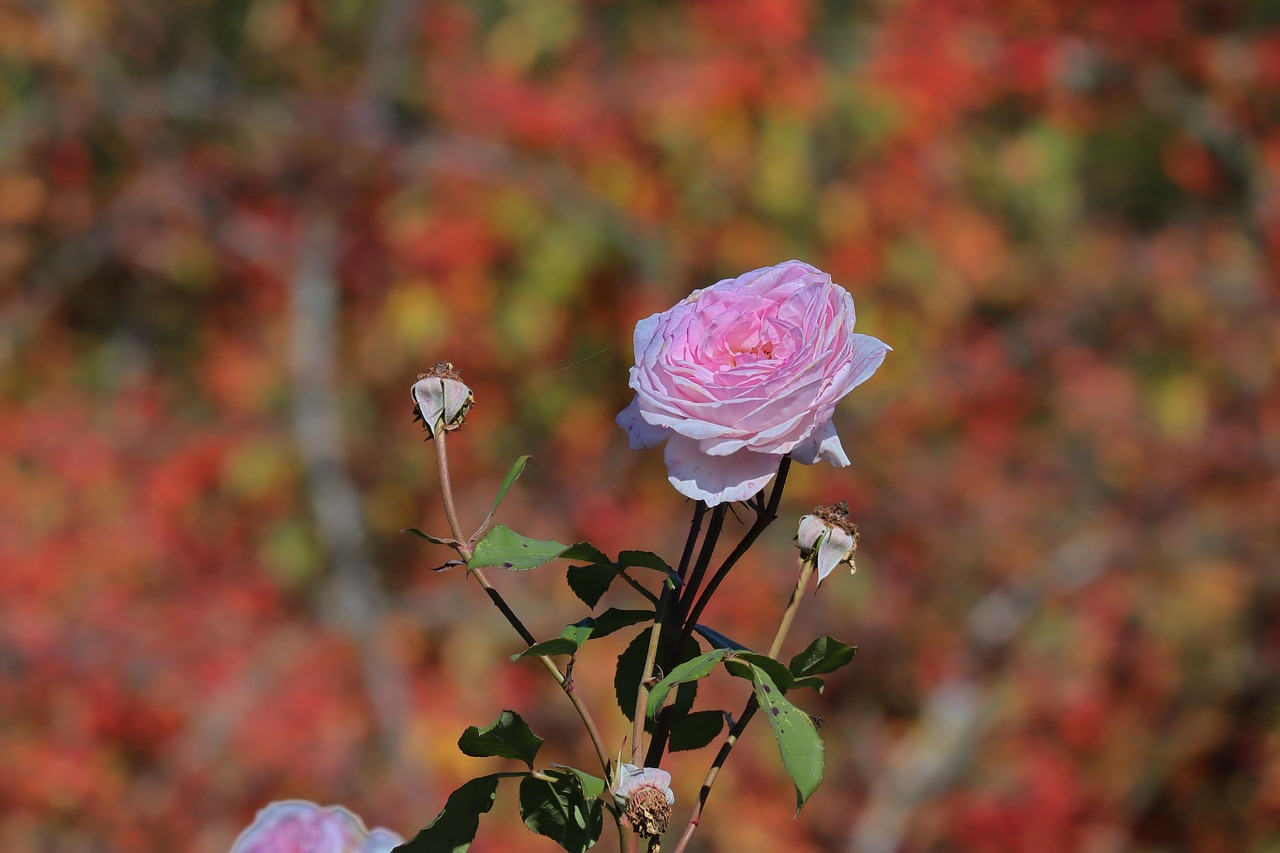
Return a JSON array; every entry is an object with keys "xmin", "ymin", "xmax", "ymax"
[
  {"xmin": 642, "ymin": 504, "xmax": 726, "ymax": 767},
  {"xmin": 432, "ymin": 430, "xmax": 615, "ymax": 783},
  {"xmin": 669, "ymin": 551, "xmax": 816, "ymax": 853},
  {"xmin": 645, "ymin": 460, "xmax": 791, "ymax": 766},
  {"xmin": 653, "ymin": 502, "xmax": 712, "ymax": 694}
]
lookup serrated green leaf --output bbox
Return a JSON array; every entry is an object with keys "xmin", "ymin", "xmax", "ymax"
[
  {"xmin": 469, "ymin": 525, "xmax": 570, "ymax": 571},
  {"xmin": 394, "ymin": 774, "xmax": 515, "ymax": 853},
  {"xmin": 457, "ymin": 710, "xmax": 544, "ymax": 768},
  {"xmin": 566, "ymin": 563, "xmax": 617, "ymax": 608},
  {"xmin": 692, "ymin": 623, "xmax": 750, "ymax": 651},
  {"xmin": 747, "ymin": 664, "xmax": 825, "ymax": 812},
  {"xmin": 668, "ymin": 709, "xmax": 726, "ymax": 752},
  {"xmin": 725, "ymin": 652, "xmax": 794, "ymax": 692},
  {"xmin": 616, "ymin": 632, "xmax": 701, "ymax": 725},
  {"xmin": 403, "ymin": 527, "xmax": 454, "ymax": 546},
  {"xmin": 792, "ymin": 676, "xmax": 826, "ymax": 692},
  {"xmin": 788, "ymin": 636, "xmax": 857, "ymax": 678},
  {"xmin": 518, "ymin": 773, "xmax": 604, "ymax": 852},
  {"xmin": 590, "ymin": 608, "xmax": 654, "ymax": 639},
  {"xmin": 646, "ymin": 650, "xmax": 727, "ymax": 718},
  {"xmin": 491, "ymin": 455, "xmax": 531, "ymax": 514},
  {"xmin": 562, "ymin": 542, "xmax": 611, "ymax": 563}
]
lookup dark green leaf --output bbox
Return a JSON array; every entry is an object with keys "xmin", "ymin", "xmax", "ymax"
[
  {"xmin": 518, "ymin": 772, "xmax": 604, "ymax": 852},
  {"xmin": 490, "ymin": 455, "xmax": 531, "ymax": 514},
  {"xmin": 457, "ymin": 710, "xmax": 544, "ymax": 768},
  {"xmin": 613, "ymin": 631, "xmax": 649, "ymax": 723},
  {"xmin": 792, "ymin": 676, "xmax": 826, "ymax": 692},
  {"xmin": 566, "ymin": 564, "xmax": 617, "ymax": 608},
  {"xmin": 646, "ymin": 650, "xmax": 727, "ymax": 718},
  {"xmin": 788, "ymin": 636, "xmax": 857, "ymax": 678},
  {"xmin": 668, "ymin": 709, "xmax": 726, "ymax": 752},
  {"xmin": 617, "ymin": 550, "xmax": 673, "ymax": 574},
  {"xmin": 747, "ymin": 664, "xmax": 825, "ymax": 812},
  {"xmin": 561, "ymin": 542, "xmax": 611, "ymax": 563},
  {"xmin": 692, "ymin": 623, "xmax": 750, "ymax": 651},
  {"xmin": 469, "ymin": 525, "xmax": 570, "ymax": 571},
  {"xmin": 512, "ymin": 610, "xmax": 653, "ymax": 662},
  {"xmin": 394, "ymin": 774, "xmax": 510, "ymax": 853},
  {"xmin": 725, "ymin": 652, "xmax": 794, "ymax": 692},
  {"xmin": 403, "ymin": 527, "xmax": 454, "ymax": 546},
  {"xmin": 591, "ymin": 608, "xmax": 654, "ymax": 639}
]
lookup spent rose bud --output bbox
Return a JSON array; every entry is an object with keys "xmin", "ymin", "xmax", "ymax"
[
  {"xmin": 797, "ymin": 501, "xmax": 859, "ymax": 587},
  {"xmin": 617, "ymin": 260, "xmax": 890, "ymax": 506},
  {"xmin": 614, "ymin": 763, "xmax": 675, "ymax": 838},
  {"xmin": 230, "ymin": 800, "xmax": 403, "ymax": 853},
  {"xmin": 412, "ymin": 362, "xmax": 474, "ymax": 438}
]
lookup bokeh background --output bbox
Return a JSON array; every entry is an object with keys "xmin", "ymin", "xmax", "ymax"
[{"xmin": 3, "ymin": 1, "xmax": 1279, "ymax": 851}]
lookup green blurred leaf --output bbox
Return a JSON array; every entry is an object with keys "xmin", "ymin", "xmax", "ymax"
[
  {"xmin": 403, "ymin": 527, "xmax": 454, "ymax": 546},
  {"xmin": 646, "ymin": 650, "xmax": 727, "ymax": 718},
  {"xmin": 457, "ymin": 710, "xmax": 544, "ymax": 768},
  {"xmin": 518, "ymin": 772, "xmax": 604, "ymax": 852},
  {"xmin": 788, "ymin": 636, "xmax": 857, "ymax": 678},
  {"xmin": 746, "ymin": 664, "xmax": 825, "ymax": 812},
  {"xmin": 395, "ymin": 774, "xmax": 516, "ymax": 853},
  {"xmin": 617, "ymin": 550, "xmax": 673, "ymax": 574},
  {"xmin": 668, "ymin": 709, "xmax": 725, "ymax": 752},
  {"xmin": 468, "ymin": 525, "xmax": 569, "ymax": 571}
]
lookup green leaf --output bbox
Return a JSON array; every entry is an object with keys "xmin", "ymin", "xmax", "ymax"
[
  {"xmin": 402, "ymin": 527, "xmax": 454, "ymax": 546},
  {"xmin": 692, "ymin": 623, "xmax": 750, "ymax": 651},
  {"xmin": 457, "ymin": 710, "xmax": 544, "ymax": 768},
  {"xmin": 792, "ymin": 676, "xmax": 826, "ymax": 693},
  {"xmin": 469, "ymin": 525, "xmax": 570, "ymax": 571},
  {"xmin": 566, "ymin": 563, "xmax": 617, "ymax": 608},
  {"xmin": 394, "ymin": 774, "xmax": 510, "ymax": 853},
  {"xmin": 561, "ymin": 542, "xmax": 611, "ymax": 563},
  {"xmin": 518, "ymin": 772, "xmax": 604, "ymax": 852},
  {"xmin": 788, "ymin": 636, "xmax": 857, "ymax": 678},
  {"xmin": 646, "ymin": 650, "xmax": 727, "ymax": 718},
  {"xmin": 548, "ymin": 765, "xmax": 607, "ymax": 800},
  {"xmin": 668, "ymin": 710, "xmax": 726, "ymax": 752},
  {"xmin": 617, "ymin": 550, "xmax": 673, "ymax": 574},
  {"xmin": 747, "ymin": 664, "xmax": 825, "ymax": 812},
  {"xmin": 615, "ymin": 632, "xmax": 701, "ymax": 724},
  {"xmin": 511, "ymin": 610, "xmax": 653, "ymax": 661},
  {"xmin": 491, "ymin": 455, "xmax": 531, "ymax": 514},
  {"xmin": 725, "ymin": 652, "xmax": 794, "ymax": 692}
]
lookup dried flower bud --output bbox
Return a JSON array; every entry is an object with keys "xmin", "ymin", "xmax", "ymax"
[
  {"xmin": 796, "ymin": 500, "xmax": 859, "ymax": 587},
  {"xmin": 614, "ymin": 764, "xmax": 675, "ymax": 838},
  {"xmin": 411, "ymin": 362, "xmax": 474, "ymax": 439}
]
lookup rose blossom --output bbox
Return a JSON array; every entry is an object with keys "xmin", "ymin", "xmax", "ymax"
[
  {"xmin": 617, "ymin": 261, "xmax": 889, "ymax": 505},
  {"xmin": 230, "ymin": 801, "xmax": 403, "ymax": 853}
]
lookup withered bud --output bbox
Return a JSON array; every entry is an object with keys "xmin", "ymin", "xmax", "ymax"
[
  {"xmin": 796, "ymin": 501, "xmax": 859, "ymax": 587},
  {"xmin": 411, "ymin": 362, "xmax": 474, "ymax": 439},
  {"xmin": 624, "ymin": 786, "xmax": 673, "ymax": 838}
]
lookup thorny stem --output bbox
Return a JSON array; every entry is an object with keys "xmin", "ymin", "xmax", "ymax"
[
  {"xmin": 430, "ymin": 430, "xmax": 615, "ymax": 790},
  {"xmin": 670, "ymin": 550, "xmax": 816, "ymax": 853}
]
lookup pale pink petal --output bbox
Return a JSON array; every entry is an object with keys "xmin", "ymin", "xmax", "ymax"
[
  {"xmin": 789, "ymin": 419, "xmax": 850, "ymax": 466},
  {"xmin": 664, "ymin": 434, "xmax": 780, "ymax": 506},
  {"xmin": 816, "ymin": 526, "xmax": 857, "ymax": 586},
  {"xmin": 616, "ymin": 396, "xmax": 669, "ymax": 451}
]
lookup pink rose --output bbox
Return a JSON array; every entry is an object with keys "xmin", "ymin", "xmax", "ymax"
[
  {"xmin": 617, "ymin": 261, "xmax": 889, "ymax": 505},
  {"xmin": 230, "ymin": 801, "xmax": 403, "ymax": 853}
]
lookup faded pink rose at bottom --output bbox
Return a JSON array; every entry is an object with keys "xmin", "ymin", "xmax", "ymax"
[{"xmin": 230, "ymin": 801, "xmax": 403, "ymax": 853}]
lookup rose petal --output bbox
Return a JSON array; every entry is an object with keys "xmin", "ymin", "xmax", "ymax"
[
  {"xmin": 616, "ymin": 397, "xmax": 669, "ymax": 451},
  {"xmin": 816, "ymin": 526, "xmax": 857, "ymax": 585},
  {"xmin": 789, "ymin": 419, "xmax": 850, "ymax": 466},
  {"xmin": 664, "ymin": 434, "xmax": 780, "ymax": 506}
]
